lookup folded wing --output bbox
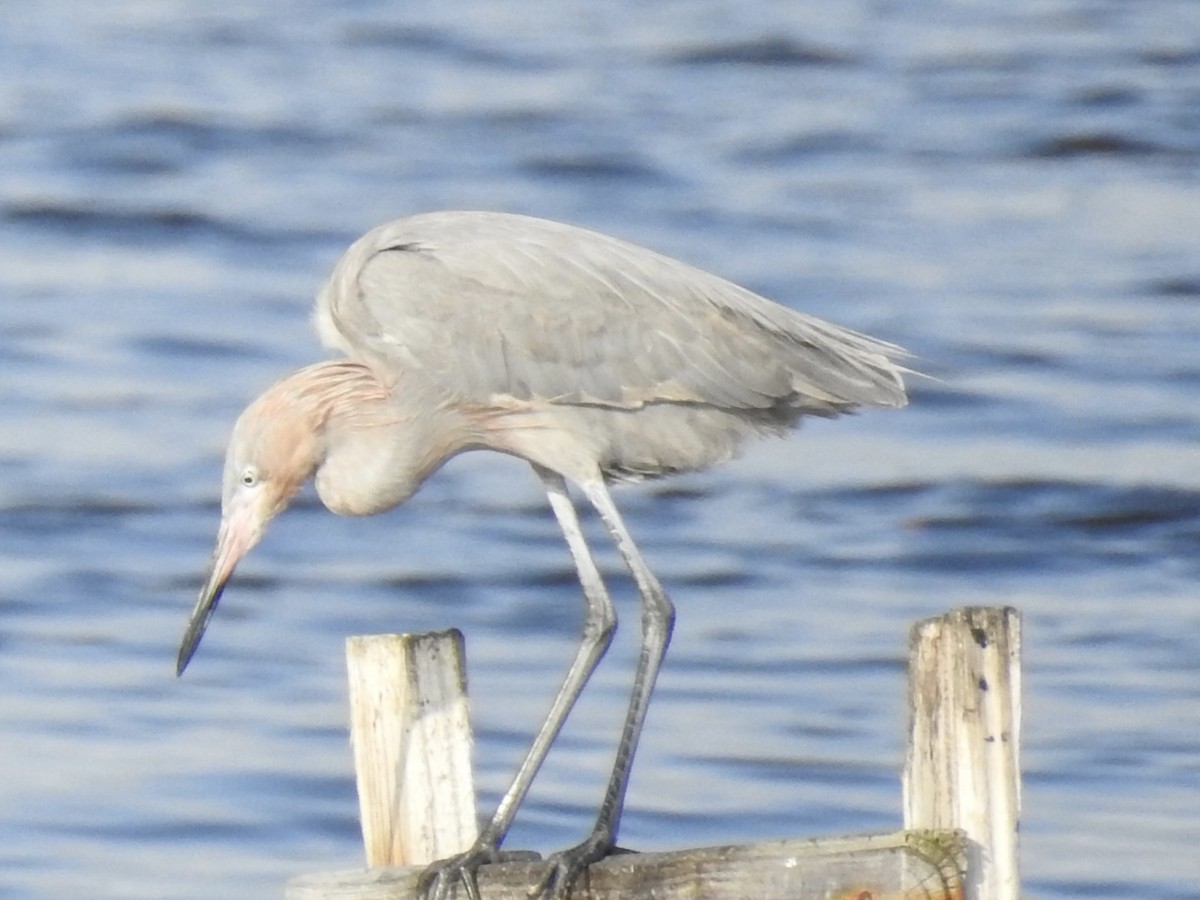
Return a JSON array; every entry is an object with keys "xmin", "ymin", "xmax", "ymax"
[{"xmin": 315, "ymin": 211, "xmax": 907, "ymax": 418}]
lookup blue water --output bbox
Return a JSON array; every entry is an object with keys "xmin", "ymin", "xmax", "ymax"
[{"xmin": 2, "ymin": 2, "xmax": 1199, "ymax": 898}]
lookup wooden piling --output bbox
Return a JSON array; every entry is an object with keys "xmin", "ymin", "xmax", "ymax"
[
  {"xmin": 903, "ymin": 606, "xmax": 1022, "ymax": 900},
  {"xmin": 345, "ymin": 631, "xmax": 477, "ymax": 867}
]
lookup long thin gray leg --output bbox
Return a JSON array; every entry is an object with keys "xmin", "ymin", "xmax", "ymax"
[
  {"xmin": 480, "ymin": 466, "xmax": 618, "ymax": 843},
  {"xmin": 532, "ymin": 476, "xmax": 676, "ymax": 898},
  {"xmin": 422, "ymin": 465, "xmax": 617, "ymax": 900}
]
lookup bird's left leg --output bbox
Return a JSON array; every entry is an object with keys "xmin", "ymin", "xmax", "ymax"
[
  {"xmin": 529, "ymin": 477, "xmax": 676, "ymax": 899},
  {"xmin": 420, "ymin": 466, "xmax": 618, "ymax": 900}
]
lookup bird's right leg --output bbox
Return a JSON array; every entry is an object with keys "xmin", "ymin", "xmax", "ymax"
[{"xmin": 420, "ymin": 465, "xmax": 617, "ymax": 900}]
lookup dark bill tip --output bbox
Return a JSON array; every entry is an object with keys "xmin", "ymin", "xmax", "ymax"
[{"xmin": 176, "ymin": 582, "xmax": 226, "ymax": 677}]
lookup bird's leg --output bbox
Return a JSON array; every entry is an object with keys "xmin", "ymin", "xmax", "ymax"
[
  {"xmin": 529, "ymin": 477, "xmax": 676, "ymax": 899},
  {"xmin": 420, "ymin": 466, "xmax": 617, "ymax": 900}
]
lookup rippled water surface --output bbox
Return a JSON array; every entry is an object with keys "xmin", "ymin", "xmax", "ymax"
[{"xmin": 2, "ymin": 2, "xmax": 1199, "ymax": 898}]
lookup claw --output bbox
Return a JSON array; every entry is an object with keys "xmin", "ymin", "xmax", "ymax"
[
  {"xmin": 416, "ymin": 834, "xmax": 617, "ymax": 900},
  {"xmin": 418, "ymin": 842, "xmax": 541, "ymax": 900},
  {"xmin": 526, "ymin": 830, "xmax": 615, "ymax": 899}
]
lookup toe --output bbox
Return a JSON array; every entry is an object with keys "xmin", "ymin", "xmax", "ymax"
[{"xmin": 528, "ymin": 831, "xmax": 617, "ymax": 899}]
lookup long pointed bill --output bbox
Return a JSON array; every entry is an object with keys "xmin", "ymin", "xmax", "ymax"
[{"xmin": 176, "ymin": 496, "xmax": 261, "ymax": 676}]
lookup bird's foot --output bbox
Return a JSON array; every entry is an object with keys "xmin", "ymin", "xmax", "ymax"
[
  {"xmin": 418, "ymin": 841, "xmax": 540, "ymax": 900},
  {"xmin": 526, "ymin": 830, "xmax": 621, "ymax": 900}
]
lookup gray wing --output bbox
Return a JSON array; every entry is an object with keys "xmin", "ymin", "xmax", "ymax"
[{"xmin": 314, "ymin": 211, "xmax": 907, "ymax": 415}]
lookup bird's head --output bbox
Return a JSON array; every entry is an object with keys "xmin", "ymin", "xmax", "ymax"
[{"xmin": 176, "ymin": 383, "xmax": 322, "ymax": 676}]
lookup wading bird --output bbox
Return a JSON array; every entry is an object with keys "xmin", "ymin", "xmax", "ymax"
[{"xmin": 176, "ymin": 210, "xmax": 909, "ymax": 900}]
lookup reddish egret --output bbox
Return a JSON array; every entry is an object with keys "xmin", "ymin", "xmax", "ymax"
[{"xmin": 176, "ymin": 211, "xmax": 909, "ymax": 899}]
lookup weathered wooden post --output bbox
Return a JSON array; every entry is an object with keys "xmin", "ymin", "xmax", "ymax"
[
  {"xmin": 344, "ymin": 631, "xmax": 477, "ymax": 867},
  {"xmin": 904, "ymin": 606, "xmax": 1022, "ymax": 900}
]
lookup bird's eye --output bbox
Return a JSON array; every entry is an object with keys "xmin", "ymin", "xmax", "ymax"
[{"xmin": 240, "ymin": 468, "xmax": 259, "ymax": 487}]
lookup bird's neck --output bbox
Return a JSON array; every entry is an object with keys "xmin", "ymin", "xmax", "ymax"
[{"xmin": 304, "ymin": 362, "xmax": 472, "ymax": 516}]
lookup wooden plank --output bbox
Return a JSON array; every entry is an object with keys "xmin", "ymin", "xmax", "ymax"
[
  {"xmin": 345, "ymin": 631, "xmax": 478, "ymax": 867},
  {"xmin": 903, "ymin": 607, "xmax": 1021, "ymax": 900},
  {"xmin": 286, "ymin": 829, "xmax": 966, "ymax": 899}
]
